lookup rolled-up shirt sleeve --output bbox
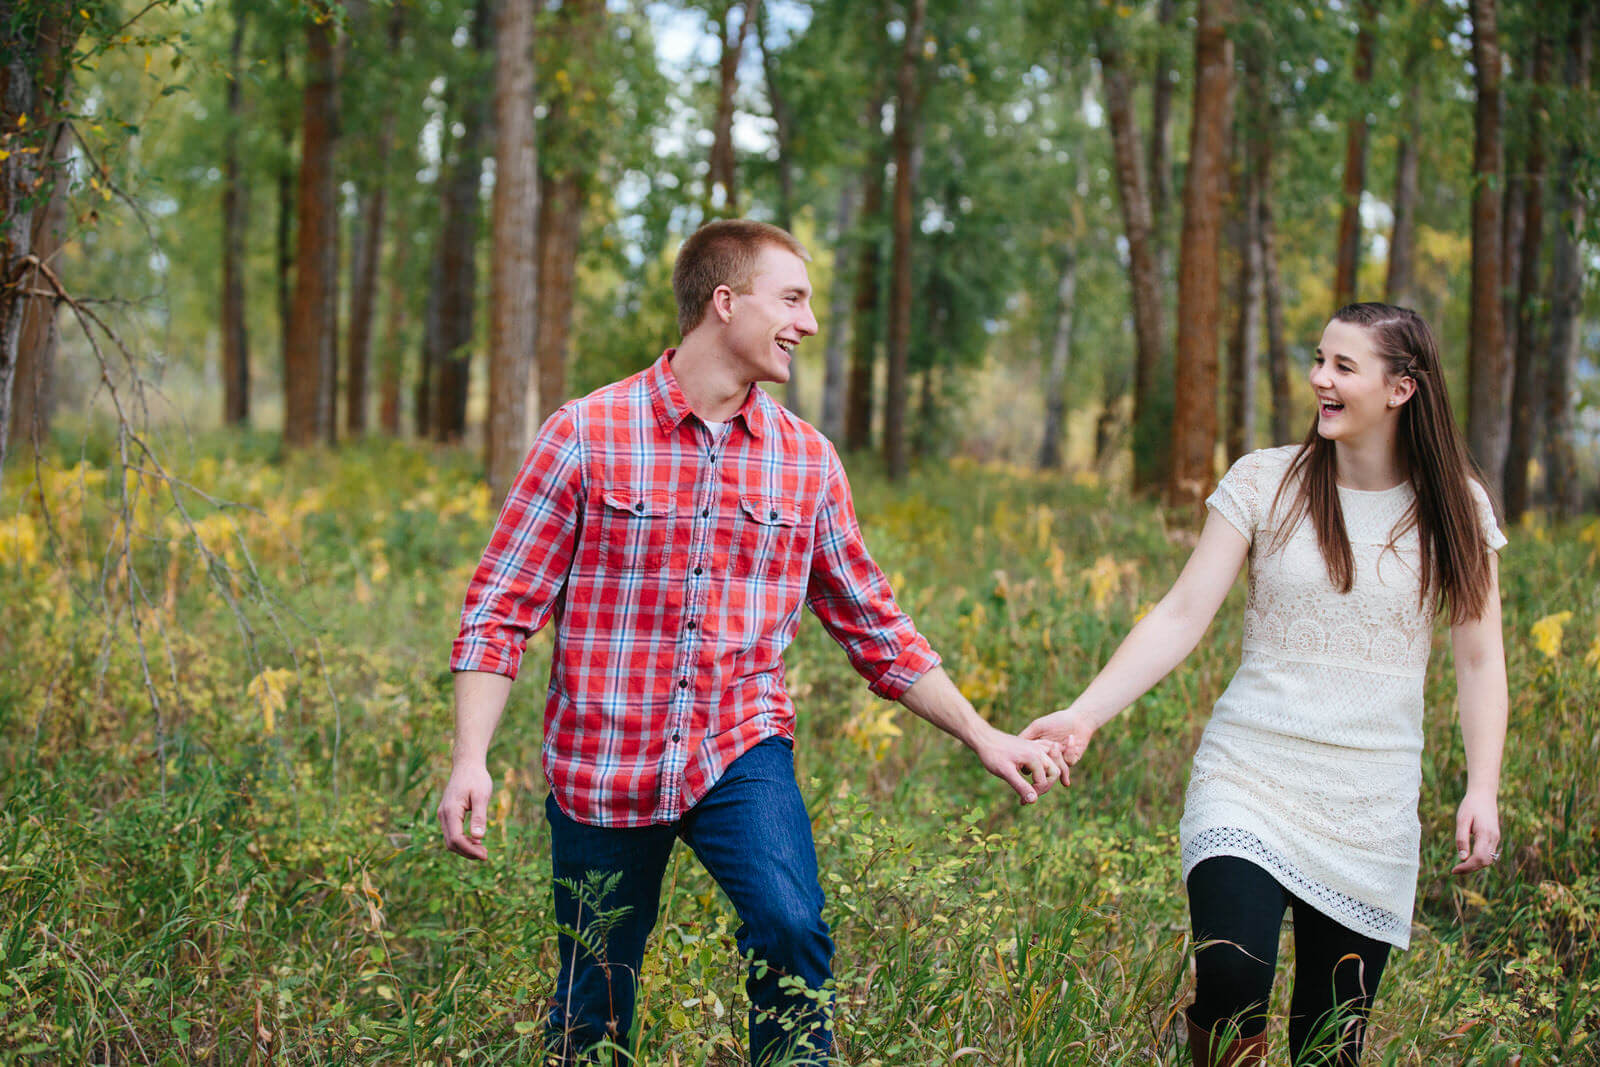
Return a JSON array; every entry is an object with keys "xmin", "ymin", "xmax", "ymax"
[
  {"xmin": 451, "ymin": 407, "xmax": 583, "ymax": 680},
  {"xmin": 805, "ymin": 445, "xmax": 939, "ymax": 700}
]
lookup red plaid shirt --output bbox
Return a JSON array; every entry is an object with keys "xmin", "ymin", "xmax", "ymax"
[{"xmin": 452, "ymin": 351, "xmax": 940, "ymax": 827}]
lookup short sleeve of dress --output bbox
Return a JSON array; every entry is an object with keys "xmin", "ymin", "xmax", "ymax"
[
  {"xmin": 1206, "ymin": 450, "xmax": 1263, "ymax": 543},
  {"xmin": 1469, "ymin": 479, "xmax": 1508, "ymax": 553}
]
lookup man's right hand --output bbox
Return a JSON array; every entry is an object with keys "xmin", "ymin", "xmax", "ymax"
[{"xmin": 438, "ymin": 763, "xmax": 495, "ymax": 860}]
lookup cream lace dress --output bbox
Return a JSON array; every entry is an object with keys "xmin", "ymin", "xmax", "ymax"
[{"xmin": 1179, "ymin": 445, "xmax": 1506, "ymax": 949}]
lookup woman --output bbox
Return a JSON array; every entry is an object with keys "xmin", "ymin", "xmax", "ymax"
[{"xmin": 1025, "ymin": 303, "xmax": 1508, "ymax": 1066}]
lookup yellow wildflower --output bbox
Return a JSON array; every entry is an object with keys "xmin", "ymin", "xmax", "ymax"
[
  {"xmin": 0, "ymin": 514, "xmax": 40, "ymax": 566},
  {"xmin": 1530, "ymin": 612, "xmax": 1574, "ymax": 660}
]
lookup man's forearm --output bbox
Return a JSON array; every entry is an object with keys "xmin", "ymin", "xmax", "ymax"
[
  {"xmin": 451, "ymin": 669, "xmax": 514, "ymax": 765},
  {"xmin": 897, "ymin": 665, "xmax": 1000, "ymax": 750}
]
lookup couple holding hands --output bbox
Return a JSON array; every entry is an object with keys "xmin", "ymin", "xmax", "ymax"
[{"xmin": 437, "ymin": 220, "xmax": 1507, "ymax": 1066}]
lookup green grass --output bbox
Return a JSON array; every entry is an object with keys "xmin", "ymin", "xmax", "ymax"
[{"xmin": 1, "ymin": 437, "xmax": 1595, "ymax": 1064}]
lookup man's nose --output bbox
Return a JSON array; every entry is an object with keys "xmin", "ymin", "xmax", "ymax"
[{"xmin": 799, "ymin": 304, "xmax": 819, "ymax": 337}]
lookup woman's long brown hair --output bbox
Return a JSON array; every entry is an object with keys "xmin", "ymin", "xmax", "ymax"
[{"xmin": 1266, "ymin": 303, "xmax": 1495, "ymax": 625}]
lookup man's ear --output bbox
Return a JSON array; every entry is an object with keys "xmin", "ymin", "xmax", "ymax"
[{"xmin": 711, "ymin": 284, "xmax": 736, "ymax": 324}]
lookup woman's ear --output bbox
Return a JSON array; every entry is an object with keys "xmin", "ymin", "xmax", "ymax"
[{"xmin": 1389, "ymin": 375, "xmax": 1417, "ymax": 409}]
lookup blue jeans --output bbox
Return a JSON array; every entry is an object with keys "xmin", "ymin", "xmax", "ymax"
[{"xmin": 545, "ymin": 737, "xmax": 834, "ymax": 1064}]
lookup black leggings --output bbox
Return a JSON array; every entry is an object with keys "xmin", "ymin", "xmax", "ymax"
[{"xmin": 1187, "ymin": 856, "xmax": 1392, "ymax": 1066}]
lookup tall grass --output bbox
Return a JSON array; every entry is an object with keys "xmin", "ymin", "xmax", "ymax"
[{"xmin": 1, "ymin": 439, "xmax": 1594, "ymax": 1064}]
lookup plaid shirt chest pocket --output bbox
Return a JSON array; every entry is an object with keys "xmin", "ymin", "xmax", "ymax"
[
  {"xmin": 732, "ymin": 495, "xmax": 804, "ymax": 579},
  {"xmin": 598, "ymin": 489, "xmax": 676, "ymax": 571}
]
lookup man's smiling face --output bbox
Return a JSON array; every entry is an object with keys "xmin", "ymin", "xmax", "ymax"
[{"xmin": 722, "ymin": 244, "xmax": 818, "ymax": 386}]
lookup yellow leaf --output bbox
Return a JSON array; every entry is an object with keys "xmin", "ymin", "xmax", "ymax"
[
  {"xmin": 1530, "ymin": 612, "xmax": 1573, "ymax": 660},
  {"xmin": 246, "ymin": 668, "xmax": 295, "ymax": 735}
]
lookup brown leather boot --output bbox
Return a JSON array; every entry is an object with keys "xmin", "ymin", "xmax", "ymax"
[{"xmin": 1187, "ymin": 1012, "xmax": 1268, "ymax": 1067}]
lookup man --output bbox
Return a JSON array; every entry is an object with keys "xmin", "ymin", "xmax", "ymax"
[{"xmin": 438, "ymin": 219, "xmax": 1066, "ymax": 1063}]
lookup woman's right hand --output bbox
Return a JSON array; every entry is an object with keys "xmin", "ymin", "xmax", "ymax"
[{"xmin": 1021, "ymin": 708, "xmax": 1097, "ymax": 765}]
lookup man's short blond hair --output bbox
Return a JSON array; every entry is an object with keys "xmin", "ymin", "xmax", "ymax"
[{"xmin": 672, "ymin": 220, "xmax": 809, "ymax": 336}]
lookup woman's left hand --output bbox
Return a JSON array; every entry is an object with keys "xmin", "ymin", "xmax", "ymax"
[{"xmin": 1452, "ymin": 787, "xmax": 1502, "ymax": 874}]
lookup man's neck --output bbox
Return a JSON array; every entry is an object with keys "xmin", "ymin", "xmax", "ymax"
[{"xmin": 670, "ymin": 336, "xmax": 754, "ymax": 422}]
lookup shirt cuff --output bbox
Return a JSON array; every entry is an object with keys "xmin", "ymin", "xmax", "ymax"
[
  {"xmin": 450, "ymin": 636, "xmax": 523, "ymax": 681},
  {"xmin": 867, "ymin": 636, "xmax": 941, "ymax": 701}
]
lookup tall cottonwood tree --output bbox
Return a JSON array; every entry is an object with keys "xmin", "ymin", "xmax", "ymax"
[
  {"xmin": 342, "ymin": 1, "xmax": 406, "ymax": 438},
  {"xmin": 486, "ymin": 0, "xmax": 539, "ymax": 497},
  {"xmin": 428, "ymin": 0, "xmax": 492, "ymax": 443},
  {"xmin": 706, "ymin": 0, "xmax": 759, "ymax": 213},
  {"xmin": 882, "ymin": 0, "xmax": 926, "ymax": 482},
  {"xmin": 1504, "ymin": 33, "xmax": 1552, "ymax": 522},
  {"xmin": 820, "ymin": 179, "xmax": 856, "ymax": 442},
  {"xmin": 284, "ymin": 4, "xmax": 340, "ymax": 449},
  {"xmin": 1465, "ymin": 0, "xmax": 1508, "ymax": 497},
  {"xmin": 1227, "ymin": 124, "xmax": 1261, "ymax": 462},
  {"xmin": 1169, "ymin": 0, "xmax": 1233, "ymax": 510},
  {"xmin": 1096, "ymin": 21, "xmax": 1168, "ymax": 491},
  {"xmin": 4, "ymin": 8, "xmax": 79, "ymax": 474},
  {"xmin": 845, "ymin": 94, "xmax": 886, "ymax": 453},
  {"xmin": 1037, "ymin": 243, "xmax": 1079, "ymax": 471},
  {"xmin": 534, "ymin": 0, "xmax": 603, "ymax": 424},
  {"xmin": 220, "ymin": 0, "xmax": 250, "ymax": 428},
  {"xmin": 1385, "ymin": 36, "xmax": 1425, "ymax": 308},
  {"xmin": 1332, "ymin": 0, "xmax": 1376, "ymax": 310},
  {"xmin": 1543, "ymin": 4, "xmax": 1591, "ymax": 519}
]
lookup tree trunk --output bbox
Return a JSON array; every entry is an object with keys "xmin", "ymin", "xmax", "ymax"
[
  {"xmin": 220, "ymin": 0, "xmax": 250, "ymax": 428},
  {"xmin": 430, "ymin": 0, "xmax": 492, "ymax": 444},
  {"xmin": 1499, "ymin": 164, "xmax": 1523, "ymax": 365},
  {"xmin": 1038, "ymin": 249, "xmax": 1079, "ymax": 470},
  {"xmin": 1097, "ymin": 27, "xmax": 1169, "ymax": 492},
  {"xmin": 1332, "ymin": 1, "xmax": 1376, "ymax": 310},
  {"xmin": 486, "ymin": 0, "xmax": 539, "ymax": 497},
  {"xmin": 1168, "ymin": 0, "xmax": 1233, "ymax": 511},
  {"xmin": 344, "ymin": 5, "xmax": 404, "ymax": 438},
  {"xmin": 1465, "ymin": 0, "xmax": 1508, "ymax": 497},
  {"xmin": 378, "ymin": 230, "xmax": 408, "ymax": 435},
  {"xmin": 1149, "ymin": 0, "xmax": 1178, "ymax": 284},
  {"xmin": 1504, "ymin": 34, "xmax": 1552, "ymax": 522},
  {"xmin": 534, "ymin": 174, "xmax": 578, "ymax": 422},
  {"xmin": 845, "ymin": 99, "xmax": 886, "ymax": 453},
  {"xmin": 707, "ymin": 0, "xmax": 759, "ymax": 214},
  {"xmin": 820, "ymin": 178, "xmax": 856, "ymax": 442},
  {"xmin": 1252, "ymin": 81, "xmax": 1291, "ymax": 447},
  {"xmin": 284, "ymin": 8, "xmax": 340, "ymax": 449},
  {"xmin": 1543, "ymin": 9, "xmax": 1591, "ymax": 519},
  {"xmin": 883, "ymin": 0, "xmax": 924, "ymax": 482},
  {"xmin": 2, "ymin": 11, "xmax": 77, "ymax": 477},
  {"xmin": 11, "ymin": 103, "xmax": 70, "ymax": 463},
  {"xmin": 756, "ymin": 4, "xmax": 802, "ymax": 417},
  {"xmin": 416, "ymin": 254, "xmax": 439, "ymax": 438},
  {"xmin": 1385, "ymin": 78, "xmax": 1422, "ymax": 307},
  {"xmin": 277, "ymin": 42, "xmax": 294, "ymax": 379},
  {"xmin": 534, "ymin": 0, "xmax": 601, "ymax": 425},
  {"xmin": 1227, "ymin": 133, "xmax": 1261, "ymax": 462}
]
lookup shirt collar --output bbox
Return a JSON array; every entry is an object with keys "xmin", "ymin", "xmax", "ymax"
[{"xmin": 648, "ymin": 349, "xmax": 769, "ymax": 440}]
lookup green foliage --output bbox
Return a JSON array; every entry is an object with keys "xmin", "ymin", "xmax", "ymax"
[{"xmin": 2, "ymin": 439, "xmax": 1596, "ymax": 1061}]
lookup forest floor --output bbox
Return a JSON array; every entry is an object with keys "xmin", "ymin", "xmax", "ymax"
[{"xmin": 1, "ymin": 432, "xmax": 1595, "ymax": 1064}]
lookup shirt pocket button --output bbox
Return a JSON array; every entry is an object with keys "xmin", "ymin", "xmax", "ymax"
[{"xmin": 600, "ymin": 489, "xmax": 675, "ymax": 571}]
